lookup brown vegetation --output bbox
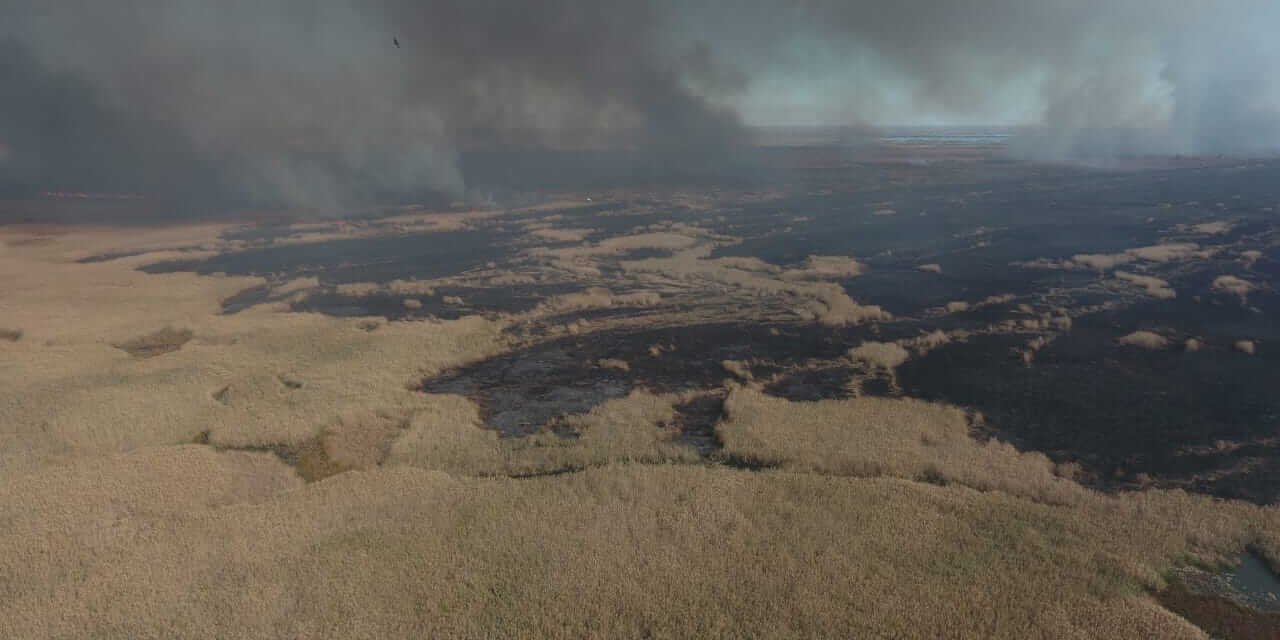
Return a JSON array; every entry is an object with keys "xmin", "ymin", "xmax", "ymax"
[
  {"xmin": 782, "ymin": 255, "xmax": 866, "ymax": 280},
  {"xmin": 620, "ymin": 247, "xmax": 888, "ymax": 326},
  {"xmin": 113, "ymin": 326, "xmax": 195, "ymax": 358},
  {"xmin": 4, "ymin": 220, "xmax": 1280, "ymax": 639},
  {"xmin": 1115, "ymin": 271, "xmax": 1177, "ymax": 299},
  {"xmin": 1214, "ymin": 275, "xmax": 1256, "ymax": 301},
  {"xmin": 717, "ymin": 387, "xmax": 1087, "ymax": 505},
  {"xmin": 387, "ymin": 391, "xmax": 699, "ymax": 477},
  {"xmin": 4, "ymin": 446, "xmax": 1278, "ymax": 639},
  {"xmin": 1118, "ymin": 330, "xmax": 1170, "ymax": 351},
  {"xmin": 1024, "ymin": 243, "xmax": 1213, "ymax": 272},
  {"xmin": 849, "ymin": 341, "xmax": 911, "ymax": 370}
]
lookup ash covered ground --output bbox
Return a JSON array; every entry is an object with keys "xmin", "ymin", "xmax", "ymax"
[{"xmin": 130, "ymin": 140, "xmax": 1280, "ymax": 503}]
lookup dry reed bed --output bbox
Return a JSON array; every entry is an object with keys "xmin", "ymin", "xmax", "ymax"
[
  {"xmin": 3, "ymin": 221, "xmax": 1279, "ymax": 639},
  {"xmin": 3, "ymin": 453, "xmax": 1275, "ymax": 639},
  {"xmin": 0, "ymin": 226, "xmax": 510, "ymax": 479}
]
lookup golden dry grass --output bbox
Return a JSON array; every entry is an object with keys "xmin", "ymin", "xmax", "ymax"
[
  {"xmin": 530, "ymin": 227, "xmax": 592, "ymax": 243},
  {"xmin": 620, "ymin": 248, "xmax": 888, "ymax": 326},
  {"xmin": 1119, "ymin": 330, "xmax": 1170, "ymax": 350},
  {"xmin": 0, "ymin": 225, "xmax": 509, "ymax": 479},
  {"xmin": 901, "ymin": 329, "xmax": 954, "ymax": 353},
  {"xmin": 540, "ymin": 287, "xmax": 662, "ymax": 313},
  {"xmin": 3, "ymin": 221, "xmax": 1279, "ymax": 639},
  {"xmin": 3, "ymin": 453, "xmax": 1277, "ymax": 639},
  {"xmin": 781, "ymin": 255, "xmax": 866, "ymax": 280},
  {"xmin": 387, "ymin": 390, "xmax": 700, "ymax": 477},
  {"xmin": 1025, "ymin": 243, "xmax": 1214, "ymax": 273},
  {"xmin": 1115, "ymin": 271, "xmax": 1177, "ymax": 299},
  {"xmin": 1213, "ymin": 275, "xmax": 1255, "ymax": 301},
  {"xmin": 716, "ymin": 387, "xmax": 1087, "ymax": 505},
  {"xmin": 112, "ymin": 326, "xmax": 195, "ymax": 358},
  {"xmin": 596, "ymin": 357, "xmax": 630, "ymax": 371},
  {"xmin": 849, "ymin": 341, "xmax": 911, "ymax": 370}
]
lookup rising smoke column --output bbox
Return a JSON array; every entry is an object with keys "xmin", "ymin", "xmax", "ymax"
[
  {"xmin": 716, "ymin": 0, "xmax": 1280, "ymax": 159},
  {"xmin": 0, "ymin": 0, "xmax": 745, "ymax": 208},
  {"xmin": 2, "ymin": 0, "xmax": 1279, "ymax": 209}
]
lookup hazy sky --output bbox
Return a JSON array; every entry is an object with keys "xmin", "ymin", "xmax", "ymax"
[{"xmin": 3, "ymin": 1, "xmax": 1279, "ymax": 206}]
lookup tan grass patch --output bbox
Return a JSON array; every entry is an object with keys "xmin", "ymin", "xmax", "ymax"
[
  {"xmin": 717, "ymin": 387, "xmax": 1086, "ymax": 506},
  {"xmin": 334, "ymin": 282, "xmax": 382, "ymax": 297},
  {"xmin": 1119, "ymin": 331, "xmax": 1170, "ymax": 350},
  {"xmin": 487, "ymin": 272, "xmax": 538, "ymax": 286},
  {"xmin": 597, "ymin": 358, "xmax": 631, "ymax": 372},
  {"xmin": 782, "ymin": 255, "xmax": 866, "ymax": 280},
  {"xmin": 721, "ymin": 359, "xmax": 753, "ymax": 381},
  {"xmin": 902, "ymin": 330, "xmax": 954, "ymax": 354},
  {"xmin": 1213, "ymin": 275, "xmax": 1255, "ymax": 301},
  {"xmin": 321, "ymin": 410, "xmax": 413, "ymax": 471},
  {"xmin": 1188, "ymin": 221, "xmax": 1233, "ymax": 235},
  {"xmin": 1127, "ymin": 243, "xmax": 1209, "ymax": 263},
  {"xmin": 3, "ymin": 455, "xmax": 1275, "ymax": 639},
  {"xmin": 1024, "ymin": 244, "xmax": 1212, "ymax": 272},
  {"xmin": 531, "ymin": 227, "xmax": 592, "ymax": 243},
  {"xmin": 0, "ymin": 224, "xmax": 510, "ymax": 479},
  {"xmin": 622, "ymin": 249, "xmax": 887, "ymax": 326},
  {"xmin": 1115, "ymin": 271, "xmax": 1177, "ymax": 299},
  {"xmin": 1073, "ymin": 253, "xmax": 1133, "ymax": 271},
  {"xmin": 113, "ymin": 326, "xmax": 195, "ymax": 358},
  {"xmin": 541, "ymin": 288, "xmax": 661, "ymax": 313},
  {"xmin": 850, "ymin": 341, "xmax": 911, "ymax": 370},
  {"xmin": 388, "ymin": 391, "xmax": 698, "ymax": 477},
  {"xmin": 5, "ymin": 220, "xmax": 1279, "ymax": 639}
]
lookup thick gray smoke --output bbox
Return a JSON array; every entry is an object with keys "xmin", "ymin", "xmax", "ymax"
[
  {"xmin": 2, "ymin": 1, "xmax": 1278, "ymax": 208},
  {"xmin": 708, "ymin": 1, "xmax": 1280, "ymax": 160},
  {"xmin": 0, "ymin": 1, "xmax": 746, "ymax": 208}
]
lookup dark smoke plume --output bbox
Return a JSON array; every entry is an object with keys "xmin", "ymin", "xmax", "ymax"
[
  {"xmin": 1, "ymin": 1, "xmax": 745, "ymax": 208},
  {"xmin": 3, "ymin": 1, "xmax": 1279, "ymax": 208}
]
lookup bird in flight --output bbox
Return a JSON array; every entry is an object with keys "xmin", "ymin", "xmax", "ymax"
[{"xmin": 394, "ymin": 36, "xmax": 400, "ymax": 48}]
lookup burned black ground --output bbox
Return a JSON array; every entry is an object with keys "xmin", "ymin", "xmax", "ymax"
[{"xmin": 145, "ymin": 151, "xmax": 1280, "ymax": 507}]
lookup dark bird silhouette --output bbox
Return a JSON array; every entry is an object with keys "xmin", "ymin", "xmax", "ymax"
[{"xmin": 393, "ymin": 37, "xmax": 400, "ymax": 48}]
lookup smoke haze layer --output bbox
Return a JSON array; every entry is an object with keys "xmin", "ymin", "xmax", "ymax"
[{"xmin": 2, "ymin": 1, "xmax": 1279, "ymax": 208}]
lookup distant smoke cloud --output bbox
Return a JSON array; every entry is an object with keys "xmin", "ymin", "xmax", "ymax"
[
  {"xmin": 2, "ymin": 1, "xmax": 1279, "ymax": 207},
  {"xmin": 720, "ymin": 0, "xmax": 1280, "ymax": 160},
  {"xmin": 0, "ymin": 0, "xmax": 745, "ymax": 208}
]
